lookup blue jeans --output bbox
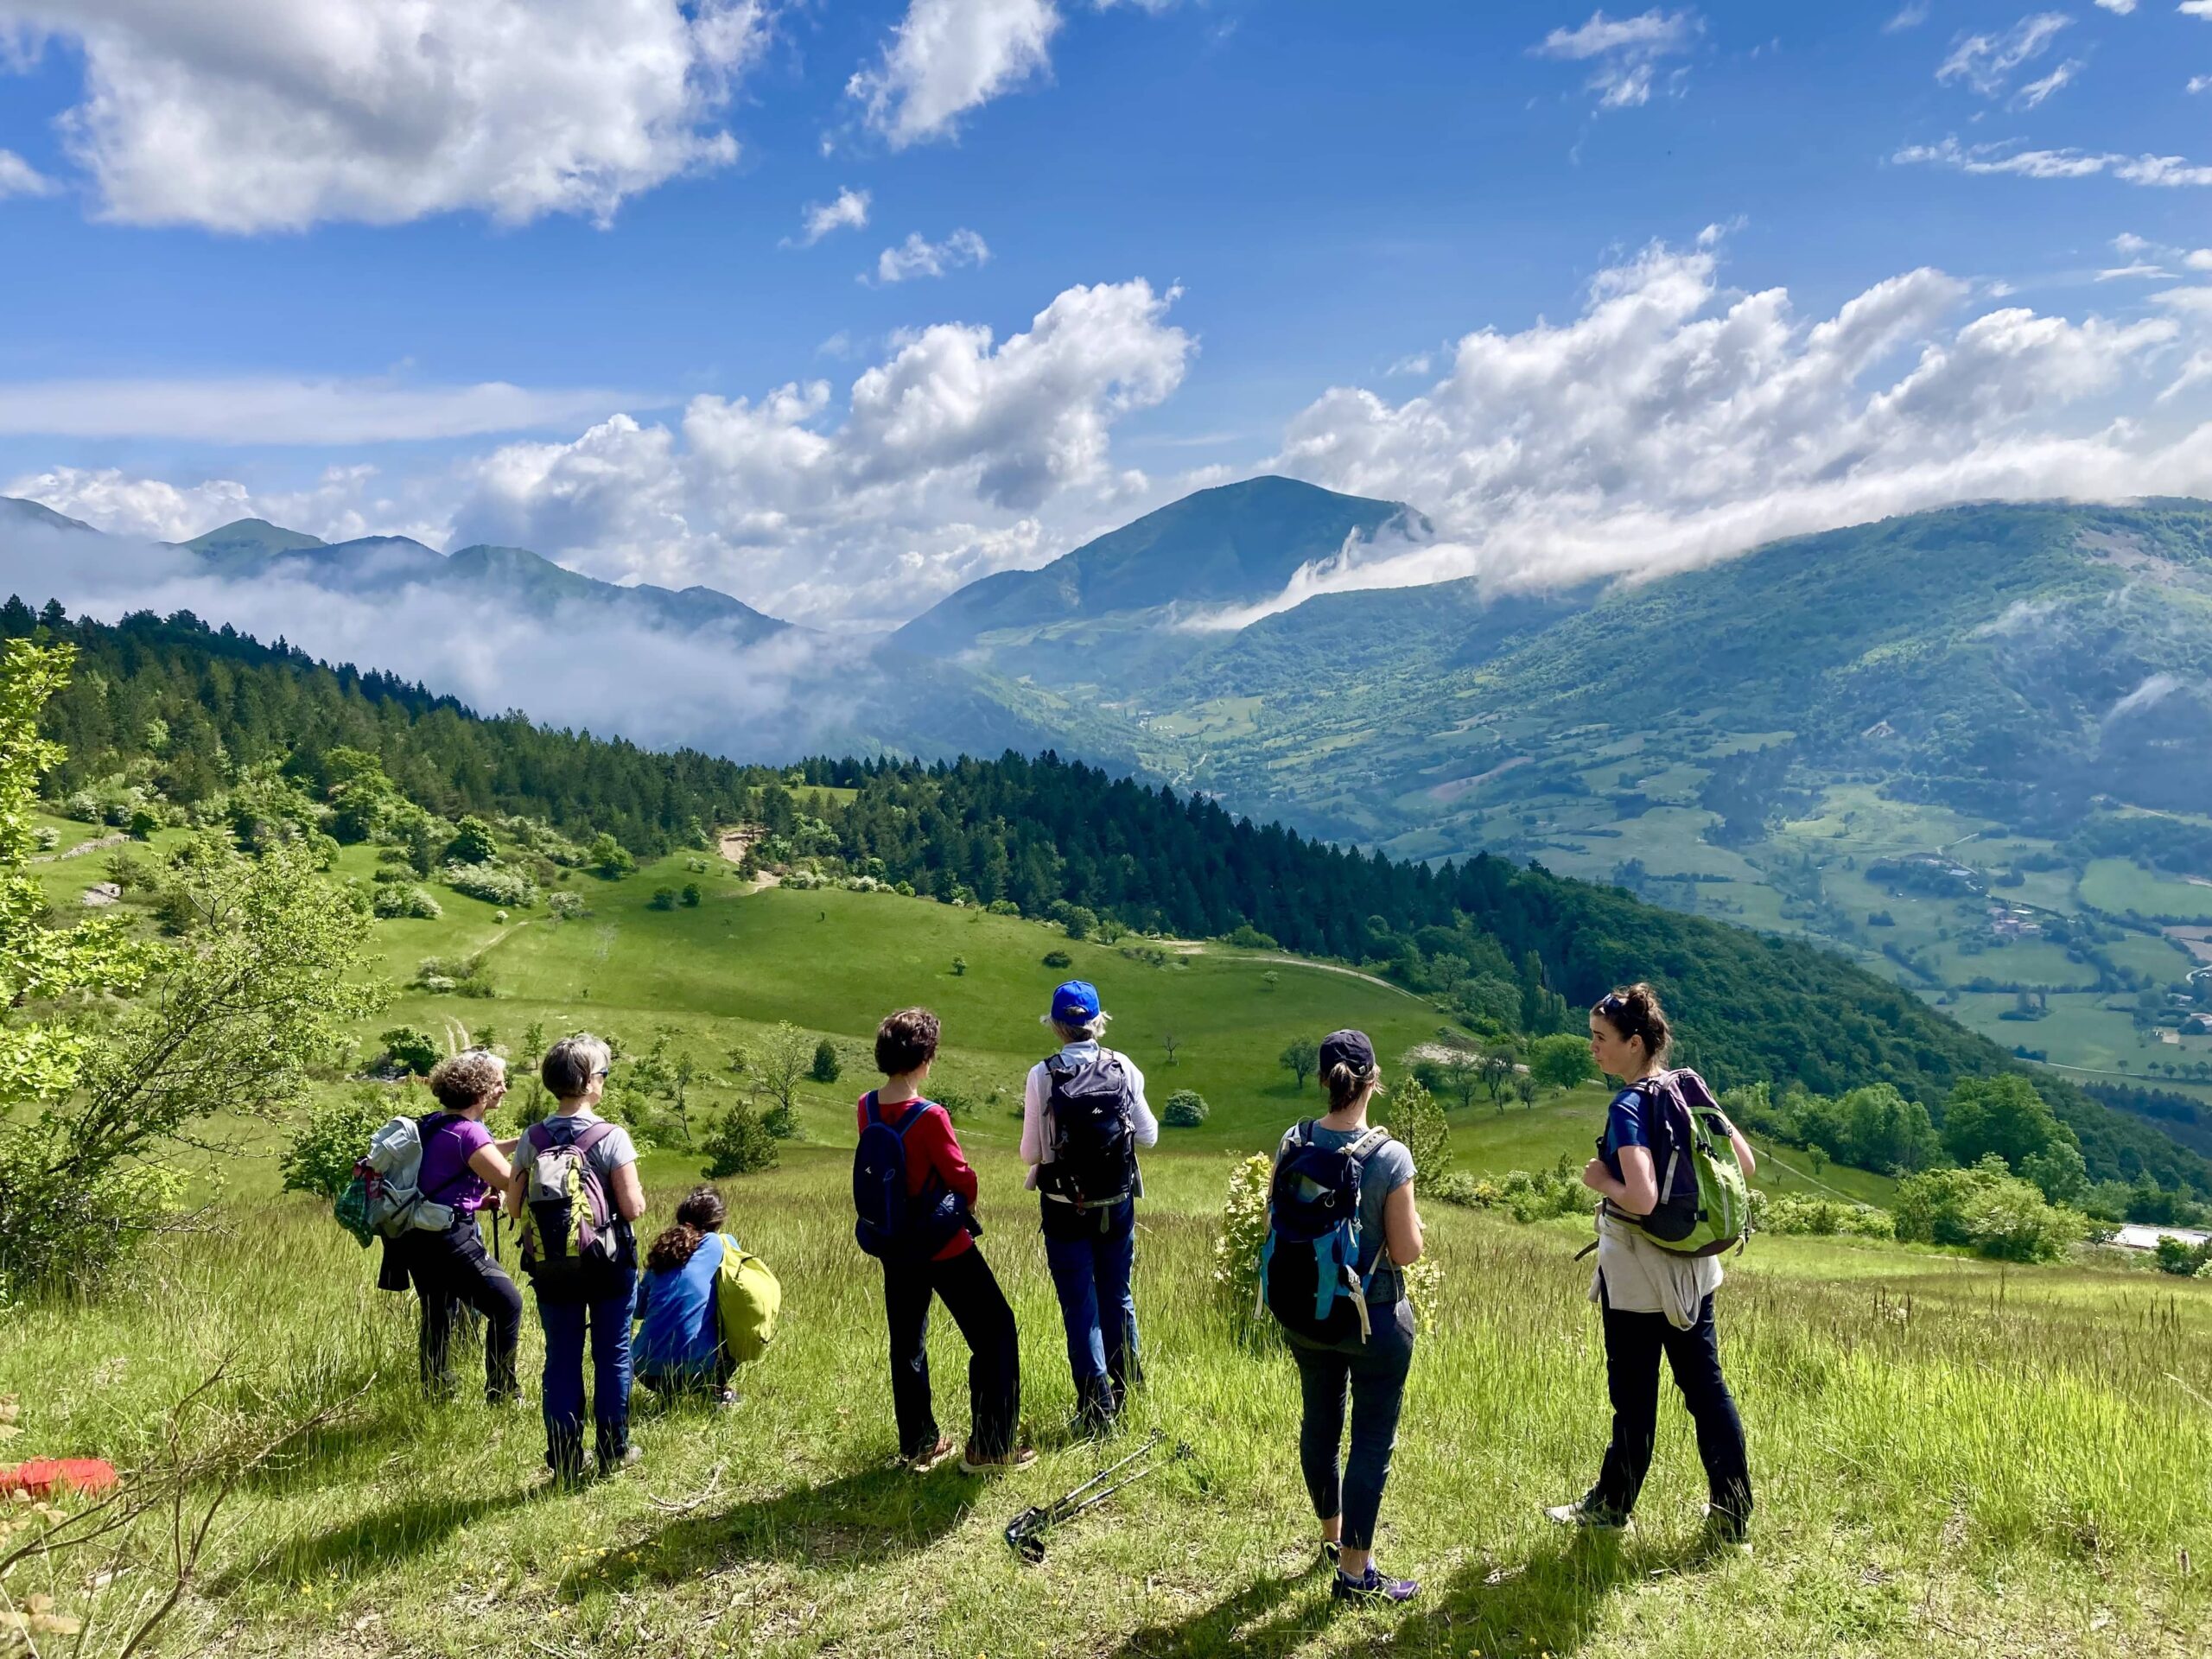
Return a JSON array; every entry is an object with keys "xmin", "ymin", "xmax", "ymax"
[
  {"xmin": 1042, "ymin": 1200, "xmax": 1138, "ymax": 1408},
  {"xmin": 536, "ymin": 1268, "xmax": 637, "ymax": 1472},
  {"xmin": 1288, "ymin": 1297, "xmax": 1416, "ymax": 1552}
]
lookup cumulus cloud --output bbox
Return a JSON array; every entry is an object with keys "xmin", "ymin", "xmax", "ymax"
[
  {"xmin": 1215, "ymin": 235, "xmax": 2212, "ymax": 620},
  {"xmin": 443, "ymin": 277, "xmax": 1193, "ymax": 626},
  {"xmin": 8, "ymin": 462, "xmax": 447, "ymax": 547},
  {"xmin": 0, "ymin": 0, "xmax": 771, "ymax": 232},
  {"xmin": 871, "ymin": 227, "xmax": 990, "ymax": 283},
  {"xmin": 0, "ymin": 149, "xmax": 54, "ymax": 197},
  {"xmin": 1897, "ymin": 136, "xmax": 2212, "ymax": 187},
  {"xmin": 848, "ymin": 0, "xmax": 1062, "ymax": 148},
  {"xmin": 1936, "ymin": 12, "xmax": 2072, "ymax": 99},
  {"xmin": 0, "ymin": 375, "xmax": 641, "ymax": 443},
  {"xmin": 2093, "ymin": 0, "xmax": 2136, "ymax": 13},
  {"xmin": 789, "ymin": 187, "xmax": 871, "ymax": 246},
  {"xmin": 1533, "ymin": 8, "xmax": 1702, "ymax": 110}
]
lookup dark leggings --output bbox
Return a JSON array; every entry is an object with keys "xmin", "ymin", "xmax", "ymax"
[
  {"xmin": 882, "ymin": 1246, "xmax": 1023, "ymax": 1459},
  {"xmin": 1288, "ymin": 1299, "xmax": 1416, "ymax": 1551},
  {"xmin": 406, "ymin": 1220, "xmax": 522, "ymax": 1403},
  {"xmin": 1589, "ymin": 1290, "xmax": 1751, "ymax": 1523}
]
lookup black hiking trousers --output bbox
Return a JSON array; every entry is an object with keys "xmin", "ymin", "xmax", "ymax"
[
  {"xmin": 1588, "ymin": 1289, "xmax": 1752, "ymax": 1525},
  {"xmin": 405, "ymin": 1218, "xmax": 522, "ymax": 1404},
  {"xmin": 880, "ymin": 1245, "xmax": 1021, "ymax": 1459}
]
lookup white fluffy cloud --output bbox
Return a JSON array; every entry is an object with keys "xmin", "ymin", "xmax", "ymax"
[
  {"xmin": 873, "ymin": 227, "xmax": 990, "ymax": 283},
  {"xmin": 5, "ymin": 461, "xmax": 448, "ymax": 547},
  {"xmin": 1533, "ymin": 8, "xmax": 1701, "ymax": 110},
  {"xmin": 0, "ymin": 149, "xmax": 54, "ymax": 197},
  {"xmin": 1236, "ymin": 234, "xmax": 2212, "ymax": 616},
  {"xmin": 848, "ymin": 0, "xmax": 1062, "ymax": 148},
  {"xmin": 444, "ymin": 277, "xmax": 1193, "ymax": 625},
  {"xmin": 0, "ymin": 376, "xmax": 639, "ymax": 443},
  {"xmin": 2093, "ymin": 0, "xmax": 2136, "ymax": 14},
  {"xmin": 0, "ymin": 0, "xmax": 771, "ymax": 231},
  {"xmin": 791, "ymin": 187, "xmax": 871, "ymax": 246},
  {"xmin": 1897, "ymin": 137, "xmax": 2212, "ymax": 187},
  {"xmin": 1936, "ymin": 12, "xmax": 2072, "ymax": 98}
]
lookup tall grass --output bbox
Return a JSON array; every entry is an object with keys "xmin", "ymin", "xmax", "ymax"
[{"xmin": 4, "ymin": 1146, "xmax": 2209, "ymax": 1656}]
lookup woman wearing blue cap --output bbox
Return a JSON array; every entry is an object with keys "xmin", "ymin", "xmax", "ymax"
[{"xmin": 1021, "ymin": 979, "xmax": 1159, "ymax": 1433}]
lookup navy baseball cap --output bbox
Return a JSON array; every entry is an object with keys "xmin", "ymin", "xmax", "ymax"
[
  {"xmin": 1052, "ymin": 980, "xmax": 1102, "ymax": 1023},
  {"xmin": 1319, "ymin": 1028, "xmax": 1376, "ymax": 1076}
]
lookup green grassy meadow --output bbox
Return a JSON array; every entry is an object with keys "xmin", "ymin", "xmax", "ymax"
[{"xmin": 10, "ymin": 820, "xmax": 2211, "ymax": 1656}]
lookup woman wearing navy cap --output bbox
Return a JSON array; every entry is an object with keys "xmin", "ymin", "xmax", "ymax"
[{"xmin": 1020, "ymin": 979, "xmax": 1159, "ymax": 1433}]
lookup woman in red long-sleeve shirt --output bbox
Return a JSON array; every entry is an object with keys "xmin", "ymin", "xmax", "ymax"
[{"xmin": 861, "ymin": 1007, "xmax": 1033, "ymax": 1474}]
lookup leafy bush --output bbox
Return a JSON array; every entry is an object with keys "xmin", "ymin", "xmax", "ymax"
[
  {"xmin": 1041, "ymin": 949, "xmax": 1073, "ymax": 969},
  {"xmin": 701, "ymin": 1102, "xmax": 778, "ymax": 1177},
  {"xmin": 1224, "ymin": 923, "xmax": 1277, "ymax": 950},
  {"xmin": 445, "ymin": 815, "xmax": 497, "ymax": 865},
  {"xmin": 1213, "ymin": 1154, "xmax": 1274, "ymax": 1334},
  {"xmin": 1431, "ymin": 1160, "xmax": 1587, "ymax": 1223},
  {"xmin": 1758, "ymin": 1193, "xmax": 1895, "ymax": 1239},
  {"xmin": 371, "ymin": 881, "xmax": 442, "ymax": 920},
  {"xmin": 281, "ymin": 1088, "xmax": 393, "ymax": 1199},
  {"xmin": 441, "ymin": 861, "xmax": 536, "ymax": 907},
  {"xmin": 810, "ymin": 1039, "xmax": 842, "ymax": 1084},
  {"xmin": 378, "ymin": 1025, "xmax": 442, "ymax": 1076},
  {"xmin": 1162, "ymin": 1090, "xmax": 1209, "ymax": 1128},
  {"xmin": 950, "ymin": 955, "xmax": 968, "ymax": 976},
  {"xmin": 760, "ymin": 1101, "xmax": 799, "ymax": 1140},
  {"xmin": 680, "ymin": 883, "xmax": 702, "ymax": 907},
  {"xmin": 1381, "ymin": 1077, "xmax": 1448, "ymax": 1179},
  {"xmin": 415, "ymin": 953, "xmax": 493, "ymax": 999},
  {"xmin": 1892, "ymin": 1156, "xmax": 2089, "ymax": 1262},
  {"xmin": 931, "ymin": 1087, "xmax": 976, "ymax": 1121},
  {"xmin": 548, "ymin": 891, "xmax": 586, "ymax": 920},
  {"xmin": 648, "ymin": 887, "xmax": 677, "ymax": 911}
]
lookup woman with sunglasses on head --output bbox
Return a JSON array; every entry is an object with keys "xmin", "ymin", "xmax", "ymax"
[{"xmin": 1547, "ymin": 982, "xmax": 1756, "ymax": 1547}]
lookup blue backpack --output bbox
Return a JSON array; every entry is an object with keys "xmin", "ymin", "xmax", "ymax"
[
  {"xmin": 1261, "ymin": 1122, "xmax": 1391, "ymax": 1344},
  {"xmin": 852, "ymin": 1092, "xmax": 975, "ymax": 1261}
]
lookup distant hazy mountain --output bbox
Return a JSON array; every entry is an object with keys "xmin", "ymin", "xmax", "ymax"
[
  {"xmin": 893, "ymin": 474, "xmax": 1422, "ymax": 691},
  {"xmin": 1, "ymin": 497, "xmax": 98, "ymax": 535}
]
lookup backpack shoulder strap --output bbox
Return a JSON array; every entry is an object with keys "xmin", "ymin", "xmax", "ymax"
[
  {"xmin": 569, "ymin": 1120, "xmax": 617, "ymax": 1156},
  {"xmin": 1344, "ymin": 1125, "xmax": 1391, "ymax": 1164},
  {"xmin": 524, "ymin": 1120, "xmax": 556, "ymax": 1154}
]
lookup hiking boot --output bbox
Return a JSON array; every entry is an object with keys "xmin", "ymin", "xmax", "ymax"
[
  {"xmin": 1332, "ymin": 1566, "xmax": 1420, "ymax": 1605},
  {"xmin": 1544, "ymin": 1497, "xmax": 1633, "ymax": 1532},
  {"xmin": 906, "ymin": 1436, "xmax": 957, "ymax": 1474},
  {"xmin": 958, "ymin": 1442, "xmax": 1039, "ymax": 1474},
  {"xmin": 594, "ymin": 1445, "xmax": 643, "ymax": 1477},
  {"xmin": 1700, "ymin": 1504, "xmax": 1751, "ymax": 1551}
]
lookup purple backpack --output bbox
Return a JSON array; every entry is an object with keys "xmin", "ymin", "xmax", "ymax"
[{"xmin": 518, "ymin": 1119, "xmax": 620, "ymax": 1290}]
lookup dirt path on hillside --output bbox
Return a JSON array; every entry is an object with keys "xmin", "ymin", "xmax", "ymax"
[{"xmin": 1152, "ymin": 942, "xmax": 1408, "ymax": 995}]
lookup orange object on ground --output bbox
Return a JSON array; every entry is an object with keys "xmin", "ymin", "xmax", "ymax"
[{"xmin": 0, "ymin": 1459, "xmax": 120, "ymax": 1497}]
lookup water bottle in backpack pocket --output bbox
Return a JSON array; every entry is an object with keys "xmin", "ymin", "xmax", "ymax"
[
  {"xmin": 518, "ymin": 1119, "xmax": 622, "ymax": 1295},
  {"xmin": 852, "ymin": 1092, "xmax": 975, "ymax": 1261},
  {"xmin": 335, "ymin": 1114, "xmax": 458, "ymax": 1245},
  {"xmin": 1261, "ymin": 1122, "xmax": 1392, "ymax": 1344},
  {"xmin": 1037, "ymin": 1051, "xmax": 1138, "ymax": 1228}
]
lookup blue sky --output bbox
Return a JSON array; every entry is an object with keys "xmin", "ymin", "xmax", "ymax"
[{"xmin": 3, "ymin": 1, "xmax": 2212, "ymax": 627}]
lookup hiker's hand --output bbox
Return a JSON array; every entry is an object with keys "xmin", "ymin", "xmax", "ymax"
[{"xmin": 1580, "ymin": 1159, "xmax": 1611, "ymax": 1195}]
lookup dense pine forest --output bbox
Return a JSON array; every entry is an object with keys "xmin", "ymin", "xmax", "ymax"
[{"xmin": 11, "ymin": 596, "xmax": 2204, "ymax": 1196}]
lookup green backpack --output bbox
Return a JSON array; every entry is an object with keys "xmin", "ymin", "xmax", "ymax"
[
  {"xmin": 713, "ymin": 1233, "xmax": 782, "ymax": 1365},
  {"xmin": 1625, "ymin": 1069, "xmax": 1751, "ymax": 1258}
]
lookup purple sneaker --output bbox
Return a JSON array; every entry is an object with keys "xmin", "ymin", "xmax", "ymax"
[{"xmin": 1332, "ymin": 1566, "xmax": 1420, "ymax": 1605}]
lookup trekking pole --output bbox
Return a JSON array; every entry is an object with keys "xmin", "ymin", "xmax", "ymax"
[{"xmin": 1002, "ymin": 1431, "xmax": 1192, "ymax": 1561}]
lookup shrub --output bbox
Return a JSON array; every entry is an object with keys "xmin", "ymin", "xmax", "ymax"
[
  {"xmin": 281, "ymin": 1088, "xmax": 393, "ymax": 1199},
  {"xmin": 126, "ymin": 804, "xmax": 162, "ymax": 841},
  {"xmin": 701, "ymin": 1102, "xmax": 778, "ymax": 1177},
  {"xmin": 1892, "ymin": 1156, "xmax": 2089, "ymax": 1262},
  {"xmin": 588, "ymin": 833, "xmax": 634, "ymax": 880},
  {"xmin": 1042, "ymin": 949, "xmax": 1073, "ymax": 969},
  {"xmin": 32, "ymin": 824, "xmax": 59, "ymax": 851},
  {"xmin": 441, "ymin": 861, "xmax": 535, "ymax": 907},
  {"xmin": 1224, "ymin": 923, "xmax": 1277, "ymax": 950},
  {"xmin": 1381, "ymin": 1077, "xmax": 1448, "ymax": 1179},
  {"xmin": 548, "ymin": 891, "xmax": 586, "ymax": 920},
  {"xmin": 1213, "ymin": 1154, "xmax": 1274, "ymax": 1334},
  {"xmin": 951, "ymin": 955, "xmax": 968, "ymax": 976},
  {"xmin": 760, "ymin": 1101, "xmax": 799, "ymax": 1140},
  {"xmin": 931, "ymin": 1087, "xmax": 976, "ymax": 1120},
  {"xmin": 648, "ymin": 887, "xmax": 677, "ymax": 912},
  {"xmin": 371, "ymin": 882, "xmax": 442, "ymax": 919},
  {"xmin": 1162, "ymin": 1090, "xmax": 1209, "ymax": 1128},
  {"xmin": 810, "ymin": 1039, "xmax": 842, "ymax": 1084},
  {"xmin": 415, "ymin": 953, "xmax": 494, "ymax": 999},
  {"xmin": 1759, "ymin": 1193, "xmax": 1895, "ymax": 1240},
  {"xmin": 680, "ymin": 883, "xmax": 702, "ymax": 907},
  {"xmin": 378, "ymin": 1025, "xmax": 442, "ymax": 1076},
  {"xmin": 445, "ymin": 815, "xmax": 497, "ymax": 865}
]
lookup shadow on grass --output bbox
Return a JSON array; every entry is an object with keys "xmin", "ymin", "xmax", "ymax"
[
  {"xmin": 1105, "ymin": 1558, "xmax": 1335, "ymax": 1659},
  {"xmin": 1379, "ymin": 1529, "xmax": 1738, "ymax": 1658},
  {"xmin": 214, "ymin": 1486, "xmax": 542, "ymax": 1592},
  {"xmin": 576, "ymin": 1464, "xmax": 977, "ymax": 1593}
]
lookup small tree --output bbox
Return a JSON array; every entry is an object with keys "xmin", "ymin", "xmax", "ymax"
[
  {"xmin": 1479, "ymin": 1051, "xmax": 1517, "ymax": 1111},
  {"xmin": 740, "ymin": 1020, "xmax": 814, "ymax": 1130},
  {"xmin": 1161, "ymin": 1030, "xmax": 1181, "ymax": 1066},
  {"xmin": 701, "ymin": 1101, "xmax": 778, "ymax": 1177},
  {"xmin": 1511, "ymin": 1072, "xmax": 1539, "ymax": 1109},
  {"xmin": 1383, "ymin": 1076, "xmax": 1449, "ymax": 1180},
  {"xmin": 810, "ymin": 1039, "xmax": 842, "ymax": 1084},
  {"xmin": 378, "ymin": 1025, "xmax": 442, "ymax": 1076},
  {"xmin": 1527, "ymin": 1033, "xmax": 1598, "ymax": 1094},
  {"xmin": 951, "ymin": 955, "xmax": 968, "ymax": 976},
  {"xmin": 588, "ymin": 832, "xmax": 634, "ymax": 880},
  {"xmin": 1279, "ymin": 1038, "xmax": 1319, "ymax": 1090},
  {"xmin": 648, "ymin": 887, "xmax": 677, "ymax": 911},
  {"xmin": 445, "ymin": 815, "xmax": 497, "ymax": 866},
  {"xmin": 680, "ymin": 883, "xmax": 702, "ymax": 907},
  {"xmin": 282, "ymin": 1087, "xmax": 395, "ymax": 1198},
  {"xmin": 1262, "ymin": 970, "xmax": 1281, "ymax": 993}
]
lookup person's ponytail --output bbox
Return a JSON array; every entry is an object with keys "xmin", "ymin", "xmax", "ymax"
[
  {"xmin": 1325, "ymin": 1057, "xmax": 1378, "ymax": 1113},
  {"xmin": 644, "ymin": 1184, "xmax": 728, "ymax": 1273}
]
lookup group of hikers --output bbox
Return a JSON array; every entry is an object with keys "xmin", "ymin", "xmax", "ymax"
[{"xmin": 367, "ymin": 976, "xmax": 1755, "ymax": 1605}]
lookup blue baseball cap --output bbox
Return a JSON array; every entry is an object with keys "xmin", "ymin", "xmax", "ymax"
[{"xmin": 1052, "ymin": 980, "xmax": 1102, "ymax": 1024}]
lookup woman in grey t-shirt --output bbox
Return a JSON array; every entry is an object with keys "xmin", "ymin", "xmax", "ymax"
[{"xmin": 1272, "ymin": 1028, "xmax": 1425, "ymax": 1606}]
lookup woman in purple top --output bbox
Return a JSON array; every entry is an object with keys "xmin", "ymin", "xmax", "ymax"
[{"xmin": 406, "ymin": 1050, "xmax": 524, "ymax": 1403}]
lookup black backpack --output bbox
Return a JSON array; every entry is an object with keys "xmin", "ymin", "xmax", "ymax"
[
  {"xmin": 1038, "ymin": 1051, "xmax": 1139, "ymax": 1224},
  {"xmin": 1262, "ymin": 1122, "xmax": 1390, "ymax": 1344},
  {"xmin": 852, "ymin": 1093, "xmax": 974, "ymax": 1262}
]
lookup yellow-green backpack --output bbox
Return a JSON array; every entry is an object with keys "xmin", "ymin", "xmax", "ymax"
[{"xmin": 714, "ymin": 1233, "xmax": 781, "ymax": 1364}]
